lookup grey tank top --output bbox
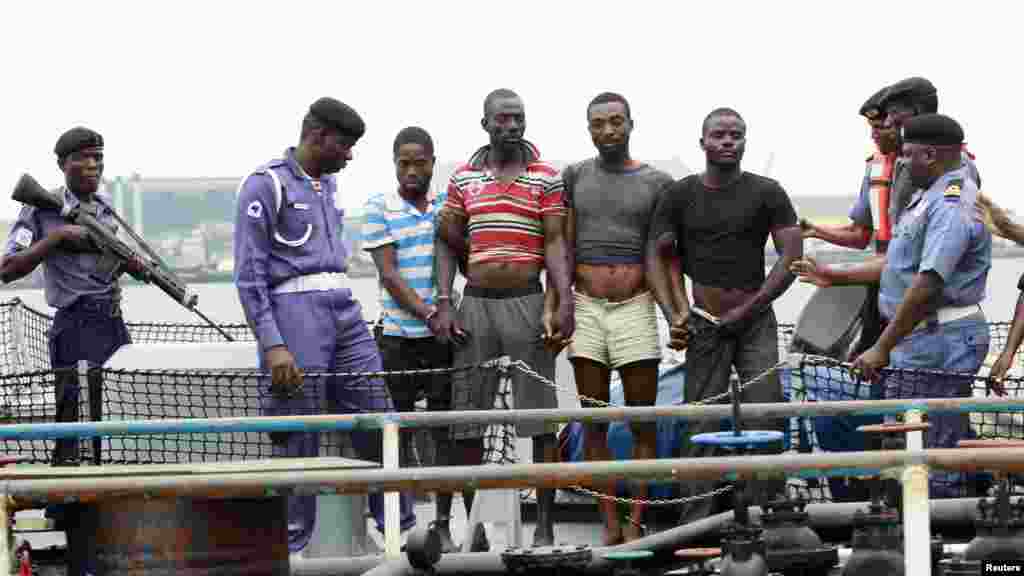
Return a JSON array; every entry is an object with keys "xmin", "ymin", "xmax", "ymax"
[{"xmin": 563, "ymin": 158, "xmax": 673, "ymax": 265}]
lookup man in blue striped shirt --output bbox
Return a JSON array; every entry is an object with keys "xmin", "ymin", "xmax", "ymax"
[{"xmin": 362, "ymin": 126, "xmax": 457, "ymax": 550}]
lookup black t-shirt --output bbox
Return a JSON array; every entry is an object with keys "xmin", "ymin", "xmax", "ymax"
[
  {"xmin": 1018, "ymin": 271, "xmax": 1024, "ymax": 291},
  {"xmin": 651, "ymin": 172, "xmax": 798, "ymax": 291}
]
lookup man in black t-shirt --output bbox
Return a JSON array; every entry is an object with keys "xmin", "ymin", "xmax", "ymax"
[{"xmin": 647, "ymin": 107, "xmax": 803, "ymax": 525}]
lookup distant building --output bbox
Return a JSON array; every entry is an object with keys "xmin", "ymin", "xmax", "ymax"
[
  {"xmin": 427, "ymin": 156, "xmax": 695, "ymax": 200},
  {"xmin": 13, "ymin": 167, "xmax": 1002, "ymax": 286},
  {"xmin": 104, "ymin": 175, "xmax": 370, "ymax": 274}
]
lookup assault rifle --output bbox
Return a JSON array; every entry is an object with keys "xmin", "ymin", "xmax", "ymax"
[{"xmin": 12, "ymin": 173, "xmax": 234, "ymax": 341}]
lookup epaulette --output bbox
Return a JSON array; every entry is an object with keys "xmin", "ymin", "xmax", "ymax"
[{"xmin": 944, "ymin": 179, "xmax": 963, "ymax": 202}]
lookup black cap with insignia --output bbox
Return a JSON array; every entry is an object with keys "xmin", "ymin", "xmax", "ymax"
[
  {"xmin": 859, "ymin": 86, "xmax": 889, "ymax": 119},
  {"xmin": 309, "ymin": 97, "xmax": 365, "ymax": 142},
  {"xmin": 902, "ymin": 114, "xmax": 964, "ymax": 147},
  {"xmin": 54, "ymin": 127, "xmax": 103, "ymax": 161},
  {"xmin": 883, "ymin": 76, "xmax": 938, "ymax": 114}
]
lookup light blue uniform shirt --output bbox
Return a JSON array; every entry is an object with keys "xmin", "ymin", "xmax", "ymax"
[
  {"xmin": 878, "ymin": 166, "xmax": 991, "ymax": 321},
  {"xmin": 3, "ymin": 186, "xmax": 121, "ymax": 309}
]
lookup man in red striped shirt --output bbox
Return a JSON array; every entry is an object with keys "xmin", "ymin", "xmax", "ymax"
[{"xmin": 434, "ymin": 88, "xmax": 574, "ymax": 548}]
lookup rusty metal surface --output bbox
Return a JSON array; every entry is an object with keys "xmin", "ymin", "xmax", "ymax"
[{"xmin": 82, "ymin": 497, "xmax": 288, "ymax": 575}]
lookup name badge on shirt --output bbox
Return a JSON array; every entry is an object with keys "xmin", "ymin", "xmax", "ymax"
[{"xmin": 292, "ymin": 203, "xmax": 310, "ymax": 210}]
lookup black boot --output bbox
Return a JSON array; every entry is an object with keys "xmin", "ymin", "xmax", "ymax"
[{"xmin": 532, "ymin": 488, "xmax": 555, "ymax": 547}]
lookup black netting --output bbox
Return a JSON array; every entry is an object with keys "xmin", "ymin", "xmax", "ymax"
[
  {"xmin": 0, "ymin": 297, "xmax": 255, "ymax": 375},
  {"xmin": 1, "ymin": 296, "xmax": 1022, "ymax": 505},
  {"xmin": 782, "ymin": 323, "xmax": 1023, "ymax": 501},
  {"xmin": 2, "ymin": 363, "xmax": 505, "ymax": 467}
]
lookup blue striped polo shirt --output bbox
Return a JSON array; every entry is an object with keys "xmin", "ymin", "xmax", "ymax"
[{"xmin": 361, "ymin": 189, "xmax": 444, "ymax": 338}]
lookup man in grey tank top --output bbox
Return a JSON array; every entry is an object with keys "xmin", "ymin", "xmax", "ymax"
[{"xmin": 561, "ymin": 92, "xmax": 673, "ymax": 544}]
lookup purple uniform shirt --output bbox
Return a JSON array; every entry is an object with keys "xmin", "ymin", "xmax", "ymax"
[
  {"xmin": 2, "ymin": 186, "xmax": 121, "ymax": 309},
  {"xmin": 233, "ymin": 148, "xmax": 350, "ymax": 351}
]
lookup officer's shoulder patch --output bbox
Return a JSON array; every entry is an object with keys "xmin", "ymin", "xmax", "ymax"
[
  {"xmin": 944, "ymin": 180, "xmax": 963, "ymax": 202},
  {"xmin": 246, "ymin": 200, "xmax": 263, "ymax": 219},
  {"xmin": 13, "ymin": 227, "xmax": 32, "ymax": 248}
]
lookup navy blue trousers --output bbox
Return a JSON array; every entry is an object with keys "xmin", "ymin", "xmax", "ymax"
[{"xmin": 48, "ymin": 296, "xmax": 131, "ymax": 465}]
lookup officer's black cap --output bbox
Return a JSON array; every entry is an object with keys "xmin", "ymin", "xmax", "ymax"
[
  {"xmin": 883, "ymin": 77, "xmax": 937, "ymax": 110},
  {"xmin": 309, "ymin": 97, "xmax": 365, "ymax": 142},
  {"xmin": 902, "ymin": 114, "xmax": 964, "ymax": 147},
  {"xmin": 54, "ymin": 127, "xmax": 103, "ymax": 161},
  {"xmin": 859, "ymin": 86, "xmax": 889, "ymax": 119}
]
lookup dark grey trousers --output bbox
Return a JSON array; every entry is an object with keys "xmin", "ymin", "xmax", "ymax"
[{"xmin": 677, "ymin": 308, "xmax": 786, "ymax": 526}]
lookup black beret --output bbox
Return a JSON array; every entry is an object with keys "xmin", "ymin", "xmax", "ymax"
[
  {"xmin": 309, "ymin": 97, "xmax": 365, "ymax": 142},
  {"xmin": 859, "ymin": 86, "xmax": 889, "ymax": 119},
  {"xmin": 902, "ymin": 114, "xmax": 964, "ymax": 146},
  {"xmin": 883, "ymin": 77, "xmax": 937, "ymax": 108},
  {"xmin": 54, "ymin": 127, "xmax": 103, "ymax": 160}
]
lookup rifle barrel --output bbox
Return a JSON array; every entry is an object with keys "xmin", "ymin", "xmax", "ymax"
[{"xmin": 11, "ymin": 173, "xmax": 236, "ymax": 343}]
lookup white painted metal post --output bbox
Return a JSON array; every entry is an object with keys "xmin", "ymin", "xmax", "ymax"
[
  {"xmin": 902, "ymin": 410, "xmax": 931, "ymax": 575},
  {"xmin": 382, "ymin": 420, "xmax": 401, "ymax": 558},
  {"xmin": 0, "ymin": 495, "xmax": 11, "ymax": 576}
]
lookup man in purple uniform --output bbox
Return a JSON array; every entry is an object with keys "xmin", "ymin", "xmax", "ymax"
[{"xmin": 234, "ymin": 97, "xmax": 414, "ymax": 553}]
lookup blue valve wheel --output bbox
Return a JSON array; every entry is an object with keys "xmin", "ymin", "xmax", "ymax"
[{"xmin": 691, "ymin": 430, "xmax": 784, "ymax": 447}]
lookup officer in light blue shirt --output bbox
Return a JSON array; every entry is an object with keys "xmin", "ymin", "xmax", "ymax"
[{"xmin": 852, "ymin": 113, "xmax": 991, "ymax": 498}]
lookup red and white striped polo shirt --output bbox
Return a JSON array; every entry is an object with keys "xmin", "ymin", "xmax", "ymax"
[{"xmin": 444, "ymin": 141, "xmax": 566, "ymax": 266}]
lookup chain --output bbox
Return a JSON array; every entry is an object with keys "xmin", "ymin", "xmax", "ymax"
[
  {"xmin": 566, "ymin": 483, "xmax": 734, "ymax": 507},
  {"xmin": 125, "ymin": 358, "xmax": 508, "ymax": 380},
  {"xmin": 295, "ymin": 358, "xmax": 505, "ymax": 380},
  {"xmin": 507, "ymin": 357, "xmax": 796, "ymax": 507},
  {"xmin": 509, "ymin": 357, "xmax": 795, "ymax": 409},
  {"xmin": 506, "ymin": 352, "xmax": 861, "ymax": 507}
]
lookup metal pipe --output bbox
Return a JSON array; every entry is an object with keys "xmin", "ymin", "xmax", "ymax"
[
  {"xmin": 0, "ymin": 448, "xmax": 1018, "ymax": 506},
  {"xmin": 1, "ymin": 395, "xmax": 1022, "ymax": 440},
  {"xmin": 382, "ymin": 421, "xmax": 401, "ymax": 558},
  {"xmin": 311, "ymin": 499, "xmax": 985, "ymax": 576},
  {"xmin": 901, "ymin": 410, "xmax": 931, "ymax": 576},
  {"xmin": 0, "ymin": 495, "xmax": 8, "ymax": 576},
  {"xmin": 349, "ymin": 508, "xmax": 746, "ymax": 576}
]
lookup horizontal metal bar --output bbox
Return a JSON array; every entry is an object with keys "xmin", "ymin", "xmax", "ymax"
[
  {"xmin": 0, "ymin": 415, "xmax": 361, "ymax": 440},
  {"xmin": 0, "ymin": 395, "xmax": 1021, "ymax": 440},
  {"xmin": 4, "ymin": 447, "xmax": 1024, "ymax": 506}
]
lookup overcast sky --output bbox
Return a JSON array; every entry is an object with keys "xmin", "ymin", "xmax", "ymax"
[{"xmin": 2, "ymin": 1, "xmax": 1021, "ymax": 220}]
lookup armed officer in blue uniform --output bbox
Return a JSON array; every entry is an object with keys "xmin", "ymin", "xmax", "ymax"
[
  {"xmin": 1, "ymin": 126, "xmax": 143, "ymax": 575},
  {"xmin": 849, "ymin": 114, "xmax": 991, "ymax": 497},
  {"xmin": 234, "ymin": 97, "xmax": 415, "ymax": 552},
  {"xmin": 1, "ymin": 127, "xmax": 139, "ymax": 464}
]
